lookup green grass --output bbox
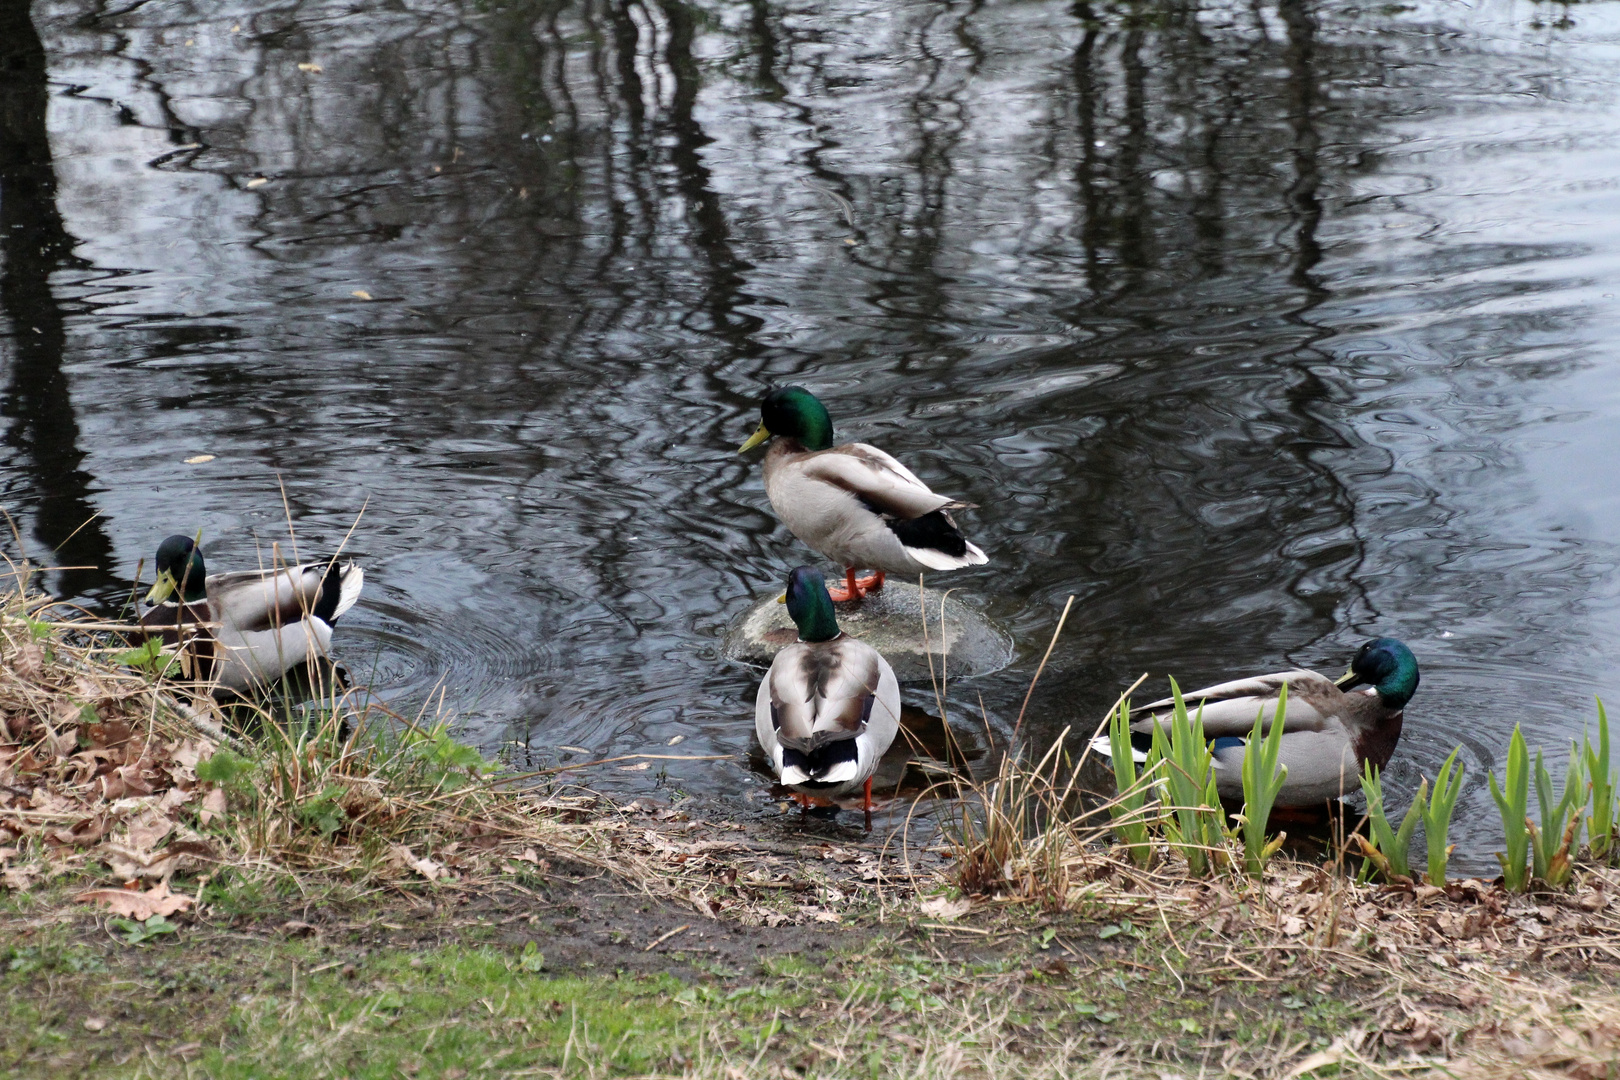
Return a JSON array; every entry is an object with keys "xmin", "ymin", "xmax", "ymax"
[
  {"xmin": 0, "ymin": 909, "xmax": 1415, "ymax": 1080},
  {"xmin": 0, "ymin": 933, "xmax": 695, "ymax": 1079}
]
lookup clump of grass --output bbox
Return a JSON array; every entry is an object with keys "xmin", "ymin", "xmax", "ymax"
[
  {"xmin": 1236, "ymin": 686, "xmax": 1289, "ymax": 878},
  {"xmin": 1356, "ymin": 748, "xmax": 1465, "ymax": 887},
  {"xmin": 1104, "ymin": 699, "xmax": 1157, "ymax": 868},
  {"xmin": 1356, "ymin": 761, "xmax": 1423, "ymax": 883},
  {"xmin": 1147, "ymin": 680, "xmax": 1225, "ymax": 876},
  {"xmin": 1584, "ymin": 698, "xmax": 1615, "ymax": 862},
  {"xmin": 1532, "ymin": 743, "xmax": 1585, "ymax": 889},
  {"xmin": 1490, "ymin": 725, "xmax": 1532, "ymax": 891},
  {"xmin": 944, "ymin": 727, "xmax": 1098, "ymax": 905},
  {"xmin": 1422, "ymin": 746, "xmax": 1466, "ymax": 887}
]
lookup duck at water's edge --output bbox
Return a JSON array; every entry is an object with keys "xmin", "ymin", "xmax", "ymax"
[
  {"xmin": 1090, "ymin": 638, "xmax": 1419, "ymax": 809},
  {"xmin": 755, "ymin": 566, "xmax": 901, "ymax": 819},
  {"xmin": 138, "ymin": 534, "xmax": 364, "ymax": 696},
  {"xmin": 739, "ymin": 386, "xmax": 987, "ymax": 602}
]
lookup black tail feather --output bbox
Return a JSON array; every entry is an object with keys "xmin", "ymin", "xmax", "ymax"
[
  {"xmin": 309, "ymin": 557, "xmax": 350, "ymax": 624},
  {"xmin": 781, "ymin": 739, "xmax": 860, "ymax": 787}
]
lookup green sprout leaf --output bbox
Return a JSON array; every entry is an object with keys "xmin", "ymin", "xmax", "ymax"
[
  {"xmin": 110, "ymin": 915, "xmax": 179, "ymax": 946},
  {"xmin": 1490, "ymin": 725, "xmax": 1531, "ymax": 892}
]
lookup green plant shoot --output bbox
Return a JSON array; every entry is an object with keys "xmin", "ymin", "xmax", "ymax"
[
  {"xmin": 1202, "ymin": 767, "xmax": 1231, "ymax": 870},
  {"xmin": 1584, "ymin": 698, "xmax": 1615, "ymax": 862},
  {"xmin": 402, "ymin": 722, "xmax": 498, "ymax": 791},
  {"xmin": 1105, "ymin": 698, "xmax": 1155, "ymax": 868},
  {"xmin": 1357, "ymin": 762, "xmax": 1423, "ymax": 883},
  {"xmin": 114, "ymin": 637, "xmax": 179, "ymax": 677},
  {"xmin": 1489, "ymin": 725, "xmax": 1530, "ymax": 892},
  {"xmin": 1148, "ymin": 679, "xmax": 1222, "ymax": 876},
  {"xmin": 1421, "ymin": 746, "xmax": 1465, "ymax": 887},
  {"xmin": 1530, "ymin": 743, "xmax": 1584, "ymax": 889},
  {"xmin": 1237, "ymin": 684, "xmax": 1289, "ymax": 878}
]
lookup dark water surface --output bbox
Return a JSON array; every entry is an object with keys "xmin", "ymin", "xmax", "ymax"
[{"xmin": 5, "ymin": 0, "xmax": 1620, "ymax": 866}]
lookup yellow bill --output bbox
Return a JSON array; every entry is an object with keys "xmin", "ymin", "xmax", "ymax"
[
  {"xmin": 738, "ymin": 423, "xmax": 771, "ymax": 453},
  {"xmin": 145, "ymin": 570, "xmax": 178, "ymax": 605},
  {"xmin": 1334, "ymin": 665, "xmax": 1358, "ymax": 687}
]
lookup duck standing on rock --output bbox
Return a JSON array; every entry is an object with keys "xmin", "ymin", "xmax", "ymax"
[
  {"xmin": 738, "ymin": 386, "xmax": 987, "ymax": 602},
  {"xmin": 756, "ymin": 566, "xmax": 901, "ymax": 816},
  {"xmin": 138, "ymin": 534, "xmax": 364, "ymax": 695},
  {"xmin": 1091, "ymin": 638, "xmax": 1419, "ymax": 809}
]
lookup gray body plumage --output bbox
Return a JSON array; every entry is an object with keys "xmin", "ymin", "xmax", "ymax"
[
  {"xmin": 140, "ymin": 559, "xmax": 364, "ymax": 693},
  {"xmin": 754, "ymin": 634, "xmax": 901, "ymax": 798},
  {"xmin": 762, "ymin": 440, "xmax": 987, "ymax": 575},
  {"xmin": 1090, "ymin": 669, "xmax": 1406, "ymax": 807}
]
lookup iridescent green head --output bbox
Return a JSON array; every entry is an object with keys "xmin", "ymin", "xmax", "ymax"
[
  {"xmin": 145, "ymin": 534, "xmax": 207, "ymax": 604},
  {"xmin": 780, "ymin": 565, "xmax": 840, "ymax": 643},
  {"xmin": 1337, "ymin": 637, "xmax": 1419, "ymax": 709},
  {"xmin": 738, "ymin": 386, "xmax": 835, "ymax": 453}
]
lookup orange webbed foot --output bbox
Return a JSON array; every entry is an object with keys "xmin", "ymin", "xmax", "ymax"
[{"xmin": 826, "ymin": 569, "xmax": 884, "ymax": 602}]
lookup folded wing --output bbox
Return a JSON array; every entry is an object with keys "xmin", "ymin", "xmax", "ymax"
[
  {"xmin": 767, "ymin": 641, "xmax": 884, "ymax": 750},
  {"xmin": 800, "ymin": 443, "xmax": 958, "ymax": 522},
  {"xmin": 1130, "ymin": 670, "xmax": 1342, "ymax": 739}
]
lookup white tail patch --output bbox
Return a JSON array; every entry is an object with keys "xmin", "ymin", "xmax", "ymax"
[
  {"xmin": 1087, "ymin": 733, "xmax": 1148, "ymax": 764},
  {"xmin": 906, "ymin": 539, "xmax": 989, "ymax": 571},
  {"xmin": 333, "ymin": 565, "xmax": 364, "ymax": 620},
  {"xmin": 816, "ymin": 759, "xmax": 859, "ymax": 785},
  {"xmin": 779, "ymin": 764, "xmax": 810, "ymax": 785}
]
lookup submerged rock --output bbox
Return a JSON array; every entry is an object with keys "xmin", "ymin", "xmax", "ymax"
[{"xmin": 723, "ymin": 580, "xmax": 1013, "ymax": 682}]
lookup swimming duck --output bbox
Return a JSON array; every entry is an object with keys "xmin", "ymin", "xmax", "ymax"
[
  {"xmin": 755, "ymin": 566, "xmax": 901, "ymax": 814},
  {"xmin": 1089, "ymin": 638, "xmax": 1419, "ymax": 808},
  {"xmin": 738, "ymin": 386, "xmax": 987, "ymax": 602},
  {"xmin": 137, "ymin": 534, "xmax": 364, "ymax": 695}
]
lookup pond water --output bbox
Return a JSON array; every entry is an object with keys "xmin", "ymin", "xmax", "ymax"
[{"xmin": 5, "ymin": 0, "xmax": 1620, "ymax": 867}]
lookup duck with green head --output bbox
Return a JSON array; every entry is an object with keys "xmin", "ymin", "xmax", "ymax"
[
  {"xmin": 138, "ymin": 534, "xmax": 365, "ymax": 695},
  {"xmin": 1089, "ymin": 637, "xmax": 1420, "ymax": 808},
  {"xmin": 739, "ymin": 386, "xmax": 987, "ymax": 602},
  {"xmin": 755, "ymin": 566, "xmax": 901, "ymax": 816}
]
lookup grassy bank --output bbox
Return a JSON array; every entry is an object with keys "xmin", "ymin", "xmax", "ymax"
[
  {"xmin": 7, "ymin": 877, "xmax": 1620, "ymax": 1079},
  {"xmin": 7, "ymin": 573, "xmax": 1620, "ymax": 1077}
]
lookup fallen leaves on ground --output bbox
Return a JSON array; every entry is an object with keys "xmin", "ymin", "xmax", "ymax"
[{"xmin": 75, "ymin": 880, "xmax": 194, "ymax": 919}]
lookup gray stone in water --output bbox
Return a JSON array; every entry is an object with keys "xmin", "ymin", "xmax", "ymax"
[{"xmin": 723, "ymin": 580, "xmax": 1013, "ymax": 682}]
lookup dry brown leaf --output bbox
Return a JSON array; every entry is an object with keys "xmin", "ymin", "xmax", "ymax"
[
  {"xmin": 183, "ymin": 454, "xmax": 214, "ymax": 464},
  {"xmin": 388, "ymin": 844, "xmax": 443, "ymax": 882},
  {"xmin": 14, "ymin": 643, "xmax": 44, "ymax": 682},
  {"xmin": 919, "ymin": 896, "xmax": 972, "ymax": 922},
  {"xmin": 171, "ymin": 741, "xmax": 208, "ymax": 771},
  {"xmin": 199, "ymin": 787, "xmax": 226, "ymax": 825},
  {"xmin": 126, "ymin": 807, "xmax": 175, "ymax": 852},
  {"xmin": 351, "ymin": 290, "xmax": 372, "ymax": 301},
  {"xmin": 297, "ymin": 62, "xmax": 322, "ymax": 73},
  {"xmin": 1285, "ymin": 1049, "xmax": 1342, "ymax": 1078},
  {"xmin": 76, "ymin": 881, "xmax": 193, "ymax": 919},
  {"xmin": 2, "ymin": 863, "xmax": 41, "ymax": 891}
]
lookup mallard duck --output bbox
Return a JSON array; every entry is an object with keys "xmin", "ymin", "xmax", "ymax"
[
  {"xmin": 755, "ymin": 566, "xmax": 901, "ymax": 814},
  {"xmin": 137, "ymin": 535, "xmax": 364, "ymax": 695},
  {"xmin": 1089, "ymin": 638, "xmax": 1419, "ymax": 808},
  {"xmin": 738, "ymin": 386, "xmax": 987, "ymax": 602}
]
